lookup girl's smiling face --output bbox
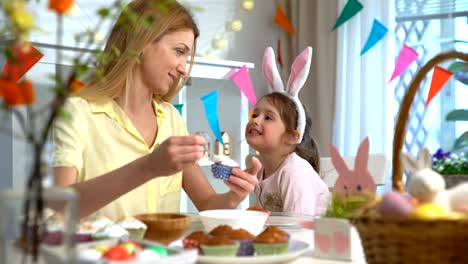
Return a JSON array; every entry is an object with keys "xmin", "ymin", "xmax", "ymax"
[{"xmin": 245, "ymin": 98, "xmax": 289, "ymax": 153}]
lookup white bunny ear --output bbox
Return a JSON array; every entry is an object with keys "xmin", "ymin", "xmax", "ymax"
[
  {"xmin": 418, "ymin": 148, "xmax": 433, "ymax": 169},
  {"xmin": 262, "ymin": 47, "xmax": 284, "ymax": 93},
  {"xmin": 286, "ymin": 47, "xmax": 312, "ymax": 97}
]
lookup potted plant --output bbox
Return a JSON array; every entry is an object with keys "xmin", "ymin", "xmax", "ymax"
[{"xmin": 432, "ymin": 148, "xmax": 468, "ymax": 188}]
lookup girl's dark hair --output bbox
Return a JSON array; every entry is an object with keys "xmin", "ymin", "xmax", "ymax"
[{"xmin": 263, "ymin": 92, "xmax": 320, "ymax": 172}]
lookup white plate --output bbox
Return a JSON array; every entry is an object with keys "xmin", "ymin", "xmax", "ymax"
[{"xmin": 196, "ymin": 240, "xmax": 310, "ymax": 264}]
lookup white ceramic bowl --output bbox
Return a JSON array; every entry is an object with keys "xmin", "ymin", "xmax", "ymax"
[{"xmin": 199, "ymin": 209, "xmax": 269, "ymax": 236}]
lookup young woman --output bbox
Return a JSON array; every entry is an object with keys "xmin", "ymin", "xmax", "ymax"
[
  {"xmin": 246, "ymin": 47, "xmax": 329, "ymax": 216},
  {"xmin": 52, "ymin": 0, "xmax": 261, "ymax": 220}
]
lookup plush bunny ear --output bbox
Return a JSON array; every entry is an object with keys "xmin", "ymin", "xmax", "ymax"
[
  {"xmin": 418, "ymin": 148, "xmax": 433, "ymax": 169},
  {"xmin": 286, "ymin": 47, "xmax": 312, "ymax": 97},
  {"xmin": 262, "ymin": 47, "xmax": 284, "ymax": 93},
  {"xmin": 401, "ymin": 152, "xmax": 419, "ymax": 173}
]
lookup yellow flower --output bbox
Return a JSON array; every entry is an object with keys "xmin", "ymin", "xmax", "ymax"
[{"xmin": 3, "ymin": 0, "xmax": 35, "ymax": 34}]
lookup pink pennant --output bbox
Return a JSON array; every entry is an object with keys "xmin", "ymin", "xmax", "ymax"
[
  {"xmin": 425, "ymin": 66, "xmax": 453, "ymax": 107},
  {"xmin": 230, "ymin": 65, "xmax": 257, "ymax": 106},
  {"xmin": 389, "ymin": 45, "xmax": 418, "ymax": 83}
]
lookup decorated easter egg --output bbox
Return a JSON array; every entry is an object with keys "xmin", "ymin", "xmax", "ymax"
[
  {"xmin": 410, "ymin": 203, "xmax": 447, "ymax": 220},
  {"xmin": 78, "ymin": 248, "xmax": 102, "ymax": 261},
  {"xmin": 147, "ymin": 245, "xmax": 169, "ymax": 257},
  {"xmin": 122, "ymin": 241, "xmax": 141, "ymax": 254},
  {"xmin": 377, "ymin": 191, "xmax": 415, "ymax": 218},
  {"xmin": 94, "ymin": 244, "xmax": 110, "ymax": 254},
  {"xmin": 136, "ymin": 249, "xmax": 161, "ymax": 262},
  {"xmin": 103, "ymin": 245, "xmax": 133, "ymax": 261}
]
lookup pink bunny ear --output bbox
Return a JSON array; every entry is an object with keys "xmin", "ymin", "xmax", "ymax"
[
  {"xmin": 262, "ymin": 47, "xmax": 284, "ymax": 93},
  {"xmin": 286, "ymin": 47, "xmax": 312, "ymax": 97},
  {"xmin": 329, "ymin": 144, "xmax": 352, "ymax": 193},
  {"xmin": 354, "ymin": 137, "xmax": 376, "ymax": 192}
]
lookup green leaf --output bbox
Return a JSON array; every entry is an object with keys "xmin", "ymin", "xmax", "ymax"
[
  {"xmin": 97, "ymin": 8, "xmax": 111, "ymax": 18},
  {"xmin": 453, "ymin": 131, "xmax": 468, "ymax": 151},
  {"xmin": 448, "ymin": 61, "xmax": 468, "ymax": 74},
  {"xmin": 446, "ymin": 109, "xmax": 468, "ymax": 121}
]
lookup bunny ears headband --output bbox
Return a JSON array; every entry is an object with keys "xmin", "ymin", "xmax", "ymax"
[{"xmin": 262, "ymin": 46, "xmax": 313, "ymax": 143}]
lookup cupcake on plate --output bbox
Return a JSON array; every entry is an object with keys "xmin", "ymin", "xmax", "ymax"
[
  {"xmin": 182, "ymin": 230, "xmax": 212, "ymax": 254},
  {"xmin": 253, "ymin": 226, "xmax": 290, "ymax": 255},
  {"xmin": 211, "ymin": 155, "xmax": 239, "ymax": 180},
  {"xmin": 201, "ymin": 235, "xmax": 239, "ymax": 256},
  {"xmin": 208, "ymin": 225, "xmax": 233, "ymax": 237},
  {"xmin": 117, "ymin": 217, "xmax": 147, "ymax": 239},
  {"xmin": 229, "ymin": 228, "xmax": 255, "ymax": 256}
]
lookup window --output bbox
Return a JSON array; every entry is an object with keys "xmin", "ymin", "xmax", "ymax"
[{"xmin": 394, "ymin": 0, "xmax": 468, "ymax": 157}]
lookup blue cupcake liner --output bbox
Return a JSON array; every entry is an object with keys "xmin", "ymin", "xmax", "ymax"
[
  {"xmin": 211, "ymin": 164, "xmax": 232, "ymax": 180},
  {"xmin": 236, "ymin": 239, "xmax": 254, "ymax": 256}
]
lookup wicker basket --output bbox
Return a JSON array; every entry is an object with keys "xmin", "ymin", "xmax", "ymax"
[{"xmin": 353, "ymin": 50, "xmax": 468, "ymax": 264}]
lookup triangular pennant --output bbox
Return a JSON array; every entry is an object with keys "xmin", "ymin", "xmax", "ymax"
[
  {"xmin": 425, "ymin": 66, "xmax": 453, "ymax": 107},
  {"xmin": 333, "ymin": 0, "xmax": 363, "ymax": 31},
  {"xmin": 360, "ymin": 19, "xmax": 388, "ymax": 56},
  {"xmin": 389, "ymin": 44, "xmax": 419, "ymax": 83},
  {"xmin": 201, "ymin": 90, "xmax": 224, "ymax": 145},
  {"xmin": 274, "ymin": 4, "xmax": 295, "ymax": 35},
  {"xmin": 2, "ymin": 43, "xmax": 43, "ymax": 82},
  {"xmin": 230, "ymin": 65, "xmax": 257, "ymax": 106}
]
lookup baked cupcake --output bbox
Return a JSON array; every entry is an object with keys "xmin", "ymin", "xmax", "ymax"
[
  {"xmin": 211, "ymin": 155, "xmax": 239, "ymax": 180},
  {"xmin": 201, "ymin": 235, "xmax": 239, "ymax": 256},
  {"xmin": 253, "ymin": 226, "xmax": 289, "ymax": 255},
  {"xmin": 208, "ymin": 225, "xmax": 233, "ymax": 237},
  {"xmin": 229, "ymin": 228, "xmax": 255, "ymax": 256},
  {"xmin": 182, "ymin": 230, "xmax": 211, "ymax": 254},
  {"xmin": 117, "ymin": 217, "xmax": 147, "ymax": 239}
]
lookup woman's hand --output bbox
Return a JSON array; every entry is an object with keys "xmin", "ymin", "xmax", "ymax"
[
  {"xmin": 225, "ymin": 156, "xmax": 262, "ymax": 203},
  {"xmin": 146, "ymin": 135, "xmax": 206, "ymax": 177}
]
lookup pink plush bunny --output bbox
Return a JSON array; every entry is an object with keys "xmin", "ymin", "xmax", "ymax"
[
  {"xmin": 262, "ymin": 46, "xmax": 312, "ymax": 143},
  {"xmin": 329, "ymin": 137, "xmax": 377, "ymax": 194}
]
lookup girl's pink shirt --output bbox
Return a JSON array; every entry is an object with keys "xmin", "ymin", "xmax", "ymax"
[{"xmin": 254, "ymin": 152, "xmax": 329, "ymax": 216}]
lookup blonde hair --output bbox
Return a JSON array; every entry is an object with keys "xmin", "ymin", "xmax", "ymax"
[{"xmin": 78, "ymin": 0, "xmax": 199, "ymax": 102}]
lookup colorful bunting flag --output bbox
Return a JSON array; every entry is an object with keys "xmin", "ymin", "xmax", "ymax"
[
  {"xmin": 173, "ymin": 104, "xmax": 184, "ymax": 115},
  {"xmin": 230, "ymin": 65, "xmax": 257, "ymax": 106},
  {"xmin": 2, "ymin": 43, "xmax": 43, "ymax": 81},
  {"xmin": 389, "ymin": 44, "xmax": 419, "ymax": 83},
  {"xmin": 425, "ymin": 66, "xmax": 453, "ymax": 107},
  {"xmin": 333, "ymin": 0, "xmax": 363, "ymax": 31},
  {"xmin": 201, "ymin": 90, "xmax": 224, "ymax": 145},
  {"xmin": 360, "ymin": 19, "xmax": 388, "ymax": 56},
  {"xmin": 274, "ymin": 4, "xmax": 295, "ymax": 35}
]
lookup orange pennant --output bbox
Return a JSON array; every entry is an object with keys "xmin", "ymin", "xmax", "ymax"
[
  {"xmin": 274, "ymin": 4, "xmax": 295, "ymax": 35},
  {"xmin": 0, "ymin": 78, "xmax": 35, "ymax": 105},
  {"xmin": 70, "ymin": 79, "xmax": 86, "ymax": 94},
  {"xmin": 2, "ymin": 42, "xmax": 43, "ymax": 82},
  {"xmin": 425, "ymin": 66, "xmax": 453, "ymax": 107}
]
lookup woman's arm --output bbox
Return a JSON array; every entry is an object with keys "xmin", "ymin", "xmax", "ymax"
[
  {"xmin": 183, "ymin": 156, "xmax": 262, "ymax": 211},
  {"xmin": 54, "ymin": 136, "xmax": 205, "ymax": 218}
]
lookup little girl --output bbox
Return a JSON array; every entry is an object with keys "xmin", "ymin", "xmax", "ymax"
[{"xmin": 246, "ymin": 47, "xmax": 329, "ymax": 216}]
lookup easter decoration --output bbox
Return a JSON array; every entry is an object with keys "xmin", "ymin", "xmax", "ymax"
[
  {"xmin": 353, "ymin": 50, "xmax": 468, "ymax": 264},
  {"xmin": 314, "ymin": 137, "xmax": 377, "ymax": 261}
]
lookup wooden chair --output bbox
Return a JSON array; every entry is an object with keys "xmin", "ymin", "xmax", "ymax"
[{"xmin": 319, "ymin": 154, "xmax": 388, "ymax": 188}]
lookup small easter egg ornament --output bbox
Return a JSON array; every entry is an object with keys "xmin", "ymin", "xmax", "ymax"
[
  {"xmin": 122, "ymin": 241, "xmax": 141, "ymax": 254},
  {"xmin": 78, "ymin": 249, "xmax": 102, "ymax": 261},
  {"xmin": 410, "ymin": 203, "xmax": 447, "ymax": 220},
  {"xmin": 103, "ymin": 245, "xmax": 133, "ymax": 261},
  {"xmin": 136, "ymin": 249, "xmax": 161, "ymax": 262},
  {"xmin": 147, "ymin": 245, "xmax": 169, "ymax": 257},
  {"xmin": 212, "ymin": 37, "xmax": 227, "ymax": 50},
  {"xmin": 377, "ymin": 191, "xmax": 415, "ymax": 218},
  {"xmin": 241, "ymin": 0, "xmax": 254, "ymax": 11}
]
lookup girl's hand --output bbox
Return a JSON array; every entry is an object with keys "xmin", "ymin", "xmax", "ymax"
[
  {"xmin": 146, "ymin": 135, "xmax": 205, "ymax": 177},
  {"xmin": 225, "ymin": 156, "xmax": 262, "ymax": 203}
]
